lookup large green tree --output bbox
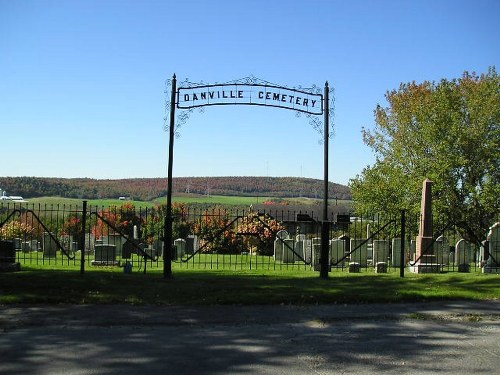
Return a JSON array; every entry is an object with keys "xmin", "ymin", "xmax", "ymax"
[{"xmin": 350, "ymin": 67, "xmax": 500, "ymax": 244}]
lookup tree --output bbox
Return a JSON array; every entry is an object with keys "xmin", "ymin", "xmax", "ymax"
[{"xmin": 350, "ymin": 67, "xmax": 500, "ymax": 245}]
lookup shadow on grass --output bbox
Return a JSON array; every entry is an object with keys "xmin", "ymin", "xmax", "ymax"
[{"xmin": 0, "ymin": 267, "xmax": 498, "ymax": 305}]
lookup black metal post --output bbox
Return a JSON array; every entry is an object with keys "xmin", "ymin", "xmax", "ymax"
[
  {"xmin": 80, "ymin": 200, "xmax": 87, "ymax": 275},
  {"xmin": 320, "ymin": 81, "xmax": 330, "ymax": 279},
  {"xmin": 164, "ymin": 74, "xmax": 176, "ymax": 279},
  {"xmin": 400, "ymin": 209, "xmax": 406, "ymax": 278}
]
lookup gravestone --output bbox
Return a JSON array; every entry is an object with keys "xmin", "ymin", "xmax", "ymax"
[
  {"xmin": 174, "ymin": 238, "xmax": 186, "ymax": 259},
  {"xmin": 185, "ymin": 235, "xmax": 199, "ymax": 255},
  {"xmin": 410, "ymin": 240, "xmax": 416, "ymax": 261},
  {"xmin": 350, "ymin": 238, "xmax": 368, "ymax": 267},
  {"xmin": 391, "ymin": 238, "xmax": 410, "ymax": 268},
  {"xmin": 0, "ymin": 240, "xmax": 20, "ymax": 272},
  {"xmin": 273, "ymin": 230, "xmax": 288, "ymax": 261},
  {"xmin": 294, "ymin": 240, "xmax": 304, "ymax": 260},
  {"xmin": 303, "ymin": 239, "xmax": 313, "ymax": 263},
  {"xmin": 21, "ymin": 241, "xmax": 31, "ymax": 253},
  {"xmin": 348, "ymin": 262, "xmax": 360, "ymax": 273},
  {"xmin": 375, "ymin": 262, "xmax": 388, "ymax": 273},
  {"xmin": 282, "ymin": 238, "xmax": 296, "ymax": 263},
  {"xmin": 483, "ymin": 222, "xmax": 500, "ymax": 274},
  {"xmin": 434, "ymin": 235, "xmax": 450, "ymax": 266},
  {"xmin": 372, "ymin": 240, "xmax": 390, "ymax": 264},
  {"xmin": 30, "ymin": 239, "xmax": 39, "ymax": 252},
  {"xmin": 122, "ymin": 240, "xmax": 137, "ymax": 259},
  {"xmin": 60, "ymin": 234, "xmax": 72, "ymax": 253},
  {"xmin": 92, "ymin": 244, "xmax": 118, "ymax": 266},
  {"xmin": 295, "ymin": 234, "xmax": 306, "ymax": 260},
  {"xmin": 85, "ymin": 233, "xmax": 95, "ymax": 255},
  {"xmin": 312, "ymin": 237, "xmax": 322, "ymax": 270},
  {"xmin": 43, "ymin": 232, "xmax": 58, "ymax": 258},
  {"xmin": 153, "ymin": 239, "xmax": 164, "ymax": 258},
  {"xmin": 103, "ymin": 234, "xmax": 125, "ymax": 258},
  {"xmin": 13, "ymin": 238, "xmax": 22, "ymax": 251},
  {"xmin": 455, "ymin": 239, "xmax": 473, "ymax": 272},
  {"xmin": 330, "ymin": 238, "xmax": 345, "ymax": 267},
  {"xmin": 477, "ymin": 240, "xmax": 487, "ymax": 267}
]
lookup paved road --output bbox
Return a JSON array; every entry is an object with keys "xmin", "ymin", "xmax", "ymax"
[{"xmin": 1, "ymin": 301, "xmax": 499, "ymax": 374}]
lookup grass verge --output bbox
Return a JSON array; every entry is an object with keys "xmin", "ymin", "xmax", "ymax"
[{"xmin": 0, "ymin": 267, "xmax": 498, "ymax": 305}]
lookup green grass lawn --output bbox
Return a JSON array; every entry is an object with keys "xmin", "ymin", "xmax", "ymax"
[{"xmin": 1, "ymin": 264, "xmax": 498, "ymax": 305}]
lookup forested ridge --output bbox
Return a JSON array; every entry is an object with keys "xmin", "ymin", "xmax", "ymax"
[{"xmin": 0, "ymin": 176, "xmax": 351, "ymax": 201}]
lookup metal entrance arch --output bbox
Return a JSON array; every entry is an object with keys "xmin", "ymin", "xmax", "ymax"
[{"xmin": 163, "ymin": 75, "xmax": 334, "ymax": 279}]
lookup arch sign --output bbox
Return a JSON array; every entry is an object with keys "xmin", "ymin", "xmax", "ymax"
[
  {"xmin": 177, "ymin": 83, "xmax": 323, "ymax": 115},
  {"xmin": 163, "ymin": 75, "xmax": 332, "ymax": 279}
]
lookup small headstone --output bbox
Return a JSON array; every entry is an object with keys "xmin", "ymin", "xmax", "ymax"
[
  {"xmin": 92, "ymin": 244, "xmax": 118, "ymax": 266},
  {"xmin": 375, "ymin": 261, "xmax": 388, "ymax": 273},
  {"xmin": 349, "ymin": 262, "xmax": 360, "ymax": 273},
  {"xmin": 0, "ymin": 240, "xmax": 20, "ymax": 272}
]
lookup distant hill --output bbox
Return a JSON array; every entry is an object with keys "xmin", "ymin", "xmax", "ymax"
[{"xmin": 0, "ymin": 176, "xmax": 351, "ymax": 201}]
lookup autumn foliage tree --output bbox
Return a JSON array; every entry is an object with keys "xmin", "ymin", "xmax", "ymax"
[{"xmin": 350, "ymin": 67, "xmax": 500, "ymax": 245}]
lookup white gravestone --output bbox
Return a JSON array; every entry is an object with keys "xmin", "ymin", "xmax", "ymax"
[
  {"xmin": 273, "ymin": 230, "xmax": 288, "ymax": 261},
  {"xmin": 330, "ymin": 238, "xmax": 346, "ymax": 267},
  {"xmin": 350, "ymin": 238, "xmax": 368, "ymax": 267},
  {"xmin": 372, "ymin": 240, "xmax": 390, "ymax": 264},
  {"xmin": 455, "ymin": 239, "xmax": 473, "ymax": 272},
  {"xmin": 391, "ymin": 238, "xmax": 410, "ymax": 268},
  {"xmin": 282, "ymin": 238, "xmax": 296, "ymax": 263},
  {"xmin": 484, "ymin": 222, "xmax": 500, "ymax": 273}
]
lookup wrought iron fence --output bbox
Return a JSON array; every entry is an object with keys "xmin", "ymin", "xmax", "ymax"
[{"xmin": 0, "ymin": 201, "xmax": 497, "ymax": 275}]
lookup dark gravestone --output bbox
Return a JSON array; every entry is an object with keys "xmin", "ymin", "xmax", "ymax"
[{"xmin": 0, "ymin": 240, "xmax": 21, "ymax": 272}]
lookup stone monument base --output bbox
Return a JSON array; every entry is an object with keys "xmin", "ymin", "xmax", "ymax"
[
  {"xmin": 91, "ymin": 260, "xmax": 120, "ymax": 267},
  {"xmin": 348, "ymin": 262, "xmax": 361, "ymax": 273},
  {"xmin": 409, "ymin": 262, "xmax": 442, "ymax": 274},
  {"xmin": 375, "ymin": 262, "xmax": 388, "ymax": 273},
  {"xmin": 482, "ymin": 266, "xmax": 500, "ymax": 274}
]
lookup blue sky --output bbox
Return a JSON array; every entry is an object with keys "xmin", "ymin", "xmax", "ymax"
[{"xmin": 0, "ymin": 0, "xmax": 498, "ymax": 186}]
